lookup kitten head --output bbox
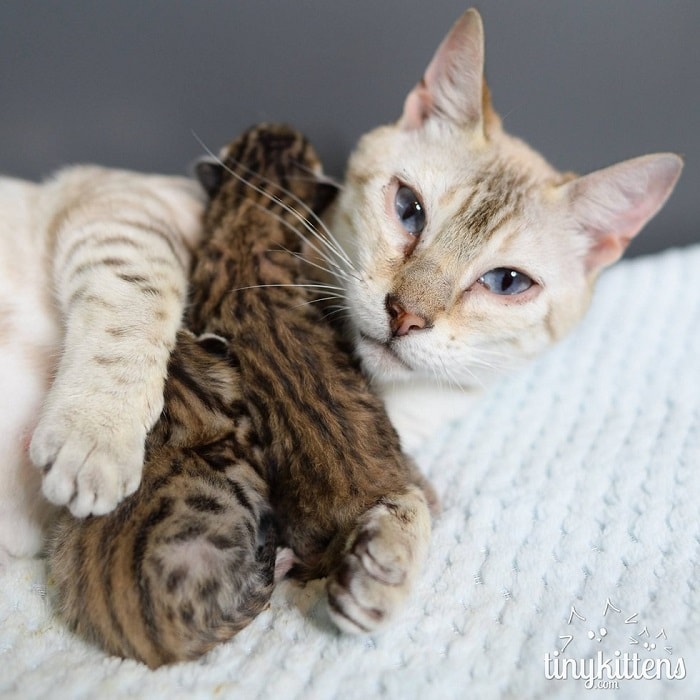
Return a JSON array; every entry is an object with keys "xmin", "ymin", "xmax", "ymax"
[
  {"xmin": 196, "ymin": 123, "xmax": 335, "ymax": 216},
  {"xmin": 328, "ymin": 8, "xmax": 682, "ymax": 387}
]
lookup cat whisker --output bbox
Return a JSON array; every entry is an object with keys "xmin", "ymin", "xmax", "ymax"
[
  {"xmin": 462, "ymin": 367, "xmax": 487, "ymax": 390},
  {"xmin": 245, "ymin": 161, "xmax": 355, "ymax": 270},
  {"xmin": 285, "ymin": 278, "xmax": 347, "ymax": 295},
  {"xmin": 269, "ymin": 234, "xmax": 354, "ymax": 285},
  {"xmin": 436, "ymin": 355, "xmax": 468, "ymax": 392},
  {"xmin": 434, "ymin": 351, "xmax": 486, "ymax": 390},
  {"xmin": 259, "ymin": 249, "xmax": 348, "ymax": 292},
  {"xmin": 320, "ymin": 304, "xmax": 352, "ymax": 324},
  {"xmin": 242, "ymin": 183, "xmax": 352, "ymax": 271},
  {"xmin": 264, "ymin": 210, "xmax": 353, "ymax": 287},
  {"xmin": 286, "ymin": 171, "xmax": 345, "ymax": 192},
  {"xmin": 468, "ymin": 350, "xmax": 513, "ymax": 372},
  {"xmin": 322, "ymin": 303, "xmax": 351, "ymax": 314},
  {"xmin": 247, "ymin": 190, "xmax": 358, "ymax": 285},
  {"xmin": 290, "ymin": 295, "xmax": 345, "ymax": 312},
  {"xmin": 460, "ymin": 355, "xmax": 514, "ymax": 387},
  {"xmin": 193, "ymin": 134, "xmax": 357, "ymax": 277},
  {"xmin": 288, "ymin": 159, "xmax": 345, "ymax": 192},
  {"xmin": 240, "ymin": 180, "xmax": 351, "ymax": 280},
  {"xmin": 229, "ymin": 282, "xmax": 346, "ymax": 295},
  {"xmin": 274, "ymin": 243, "xmax": 353, "ymax": 284},
  {"xmin": 430, "ymin": 363, "xmax": 446, "ymax": 392},
  {"xmin": 469, "ymin": 346, "xmax": 514, "ymax": 361}
]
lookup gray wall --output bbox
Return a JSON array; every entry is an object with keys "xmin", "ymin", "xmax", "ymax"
[{"xmin": 1, "ymin": 1, "xmax": 697, "ymax": 257}]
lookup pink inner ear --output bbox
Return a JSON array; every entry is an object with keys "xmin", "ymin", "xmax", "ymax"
[
  {"xmin": 584, "ymin": 231, "xmax": 627, "ymax": 272},
  {"xmin": 399, "ymin": 9, "xmax": 484, "ymax": 130},
  {"xmin": 401, "ymin": 81, "xmax": 434, "ymax": 131},
  {"xmin": 573, "ymin": 154, "xmax": 683, "ymax": 272},
  {"xmin": 584, "ymin": 195, "xmax": 659, "ymax": 270}
]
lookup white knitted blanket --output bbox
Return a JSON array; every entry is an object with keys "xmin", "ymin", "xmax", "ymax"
[{"xmin": 2, "ymin": 246, "xmax": 699, "ymax": 699}]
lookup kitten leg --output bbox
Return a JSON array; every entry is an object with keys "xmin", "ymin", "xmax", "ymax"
[{"xmin": 326, "ymin": 484, "xmax": 431, "ymax": 633}]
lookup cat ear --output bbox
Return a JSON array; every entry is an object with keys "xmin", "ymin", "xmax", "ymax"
[
  {"xmin": 196, "ymin": 332, "xmax": 230, "ymax": 358},
  {"xmin": 195, "ymin": 157, "xmax": 225, "ymax": 198},
  {"xmin": 563, "ymin": 154, "xmax": 683, "ymax": 272},
  {"xmin": 400, "ymin": 8, "xmax": 485, "ymax": 131}
]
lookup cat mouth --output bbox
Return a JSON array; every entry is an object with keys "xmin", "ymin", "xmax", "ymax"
[{"xmin": 357, "ymin": 333, "xmax": 413, "ymax": 372}]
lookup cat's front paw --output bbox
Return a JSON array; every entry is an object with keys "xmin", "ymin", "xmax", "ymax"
[
  {"xmin": 30, "ymin": 408, "xmax": 147, "ymax": 517},
  {"xmin": 326, "ymin": 486, "xmax": 431, "ymax": 634}
]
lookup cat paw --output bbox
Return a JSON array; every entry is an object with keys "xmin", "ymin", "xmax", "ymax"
[
  {"xmin": 30, "ymin": 411, "xmax": 146, "ymax": 517},
  {"xmin": 326, "ymin": 486, "xmax": 431, "ymax": 634}
]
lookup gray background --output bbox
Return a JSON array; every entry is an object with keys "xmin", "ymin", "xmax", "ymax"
[{"xmin": 1, "ymin": 1, "xmax": 697, "ymax": 257}]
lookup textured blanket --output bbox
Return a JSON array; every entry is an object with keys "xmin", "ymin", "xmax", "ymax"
[{"xmin": 2, "ymin": 245, "xmax": 699, "ymax": 699}]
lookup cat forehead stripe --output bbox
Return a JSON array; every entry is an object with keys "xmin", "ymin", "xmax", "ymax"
[{"xmin": 450, "ymin": 165, "xmax": 529, "ymax": 249}]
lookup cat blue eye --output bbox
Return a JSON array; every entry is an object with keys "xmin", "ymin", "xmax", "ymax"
[
  {"xmin": 479, "ymin": 268, "xmax": 533, "ymax": 295},
  {"xmin": 395, "ymin": 185, "xmax": 426, "ymax": 235}
]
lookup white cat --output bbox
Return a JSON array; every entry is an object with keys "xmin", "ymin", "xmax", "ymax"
[
  {"xmin": 325, "ymin": 10, "xmax": 682, "ymax": 450},
  {"xmin": 0, "ymin": 167, "xmax": 204, "ymax": 561},
  {"xmin": 0, "ymin": 8, "xmax": 681, "ymax": 563}
]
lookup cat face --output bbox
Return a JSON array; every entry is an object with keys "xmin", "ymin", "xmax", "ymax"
[{"xmin": 327, "ymin": 8, "xmax": 682, "ymax": 386}]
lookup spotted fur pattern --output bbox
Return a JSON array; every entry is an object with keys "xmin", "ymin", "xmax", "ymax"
[{"xmin": 50, "ymin": 124, "xmax": 434, "ymax": 668}]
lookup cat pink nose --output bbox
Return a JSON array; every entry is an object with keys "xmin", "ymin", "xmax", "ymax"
[{"xmin": 386, "ymin": 295, "xmax": 428, "ymax": 337}]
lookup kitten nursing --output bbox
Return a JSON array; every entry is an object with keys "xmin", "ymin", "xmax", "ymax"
[
  {"xmin": 0, "ymin": 5, "xmax": 683, "ymax": 661},
  {"xmin": 50, "ymin": 124, "xmax": 434, "ymax": 668}
]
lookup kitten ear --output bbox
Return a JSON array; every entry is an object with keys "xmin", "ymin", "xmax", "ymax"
[
  {"xmin": 564, "ymin": 154, "xmax": 683, "ymax": 272},
  {"xmin": 196, "ymin": 332, "xmax": 230, "ymax": 358},
  {"xmin": 195, "ymin": 157, "xmax": 225, "ymax": 198},
  {"xmin": 400, "ymin": 8, "xmax": 485, "ymax": 131}
]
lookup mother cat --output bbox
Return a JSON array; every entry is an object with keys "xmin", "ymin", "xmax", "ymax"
[{"xmin": 0, "ymin": 8, "xmax": 681, "ymax": 562}]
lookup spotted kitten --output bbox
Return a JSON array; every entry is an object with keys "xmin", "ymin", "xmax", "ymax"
[{"xmin": 49, "ymin": 124, "xmax": 435, "ymax": 668}]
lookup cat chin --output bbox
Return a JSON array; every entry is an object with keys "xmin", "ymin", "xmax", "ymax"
[
  {"xmin": 355, "ymin": 335, "xmax": 416, "ymax": 382},
  {"xmin": 357, "ymin": 333, "xmax": 495, "ymax": 388}
]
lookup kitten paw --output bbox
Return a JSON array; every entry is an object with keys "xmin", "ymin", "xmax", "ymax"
[
  {"xmin": 326, "ymin": 486, "xmax": 431, "ymax": 634},
  {"xmin": 274, "ymin": 547, "xmax": 298, "ymax": 582},
  {"xmin": 30, "ymin": 411, "xmax": 146, "ymax": 517}
]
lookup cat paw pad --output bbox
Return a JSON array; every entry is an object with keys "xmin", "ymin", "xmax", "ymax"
[
  {"xmin": 30, "ymin": 414, "xmax": 145, "ymax": 517},
  {"xmin": 326, "ymin": 488, "xmax": 431, "ymax": 634}
]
